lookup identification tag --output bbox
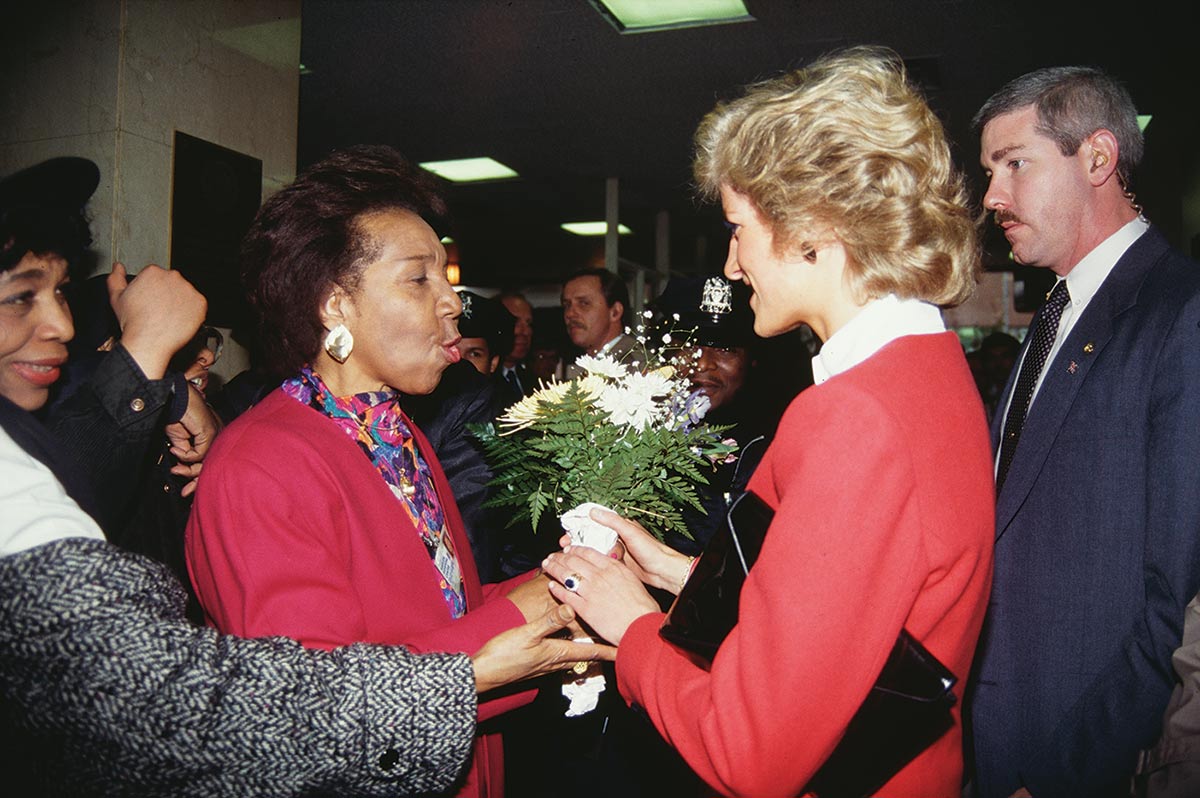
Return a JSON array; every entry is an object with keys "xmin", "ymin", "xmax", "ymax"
[{"xmin": 434, "ymin": 538, "xmax": 462, "ymax": 592}]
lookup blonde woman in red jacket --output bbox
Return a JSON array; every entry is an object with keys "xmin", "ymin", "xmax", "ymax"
[{"xmin": 543, "ymin": 47, "xmax": 995, "ymax": 798}]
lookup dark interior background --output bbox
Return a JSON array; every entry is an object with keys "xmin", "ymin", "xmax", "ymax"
[{"xmin": 298, "ymin": 1, "xmax": 1198, "ymax": 289}]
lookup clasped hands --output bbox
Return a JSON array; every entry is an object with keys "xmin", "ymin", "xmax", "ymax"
[
  {"xmin": 474, "ymin": 510, "xmax": 693, "ymax": 692},
  {"xmin": 541, "ymin": 507, "xmax": 695, "ymax": 647}
]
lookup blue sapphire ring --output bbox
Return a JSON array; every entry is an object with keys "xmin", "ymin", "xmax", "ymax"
[{"xmin": 563, "ymin": 573, "xmax": 583, "ymax": 593}]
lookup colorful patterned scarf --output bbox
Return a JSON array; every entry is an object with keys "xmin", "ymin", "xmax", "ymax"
[{"xmin": 282, "ymin": 367, "xmax": 466, "ymax": 618}]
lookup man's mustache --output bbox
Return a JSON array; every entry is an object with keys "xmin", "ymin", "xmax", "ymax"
[{"xmin": 994, "ymin": 208, "xmax": 1021, "ymax": 227}]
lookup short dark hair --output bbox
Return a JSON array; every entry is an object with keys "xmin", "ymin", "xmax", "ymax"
[
  {"xmin": 241, "ymin": 145, "xmax": 448, "ymax": 375},
  {"xmin": 974, "ymin": 66, "xmax": 1144, "ymax": 183},
  {"xmin": 563, "ymin": 267, "xmax": 630, "ymax": 324}
]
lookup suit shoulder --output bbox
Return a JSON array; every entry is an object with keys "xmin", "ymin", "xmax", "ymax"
[{"xmin": 1138, "ymin": 230, "xmax": 1200, "ymax": 291}]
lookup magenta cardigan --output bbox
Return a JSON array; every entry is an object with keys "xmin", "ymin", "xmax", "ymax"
[{"xmin": 187, "ymin": 388, "xmax": 536, "ymax": 798}]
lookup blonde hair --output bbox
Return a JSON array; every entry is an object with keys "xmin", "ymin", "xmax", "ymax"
[{"xmin": 693, "ymin": 46, "xmax": 979, "ymax": 307}]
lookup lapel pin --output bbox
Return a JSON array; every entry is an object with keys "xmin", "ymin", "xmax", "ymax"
[
  {"xmin": 1068, "ymin": 361, "xmax": 1079, "ymax": 374},
  {"xmin": 1083, "ymin": 342, "xmax": 1094, "ymax": 353}
]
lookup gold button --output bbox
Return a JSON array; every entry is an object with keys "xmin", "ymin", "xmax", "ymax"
[
  {"xmin": 1083, "ymin": 342, "xmax": 1094, "ymax": 353},
  {"xmin": 130, "ymin": 398, "xmax": 145, "ymax": 412}
]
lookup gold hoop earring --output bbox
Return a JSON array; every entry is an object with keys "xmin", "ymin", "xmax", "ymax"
[{"xmin": 324, "ymin": 324, "xmax": 354, "ymax": 363}]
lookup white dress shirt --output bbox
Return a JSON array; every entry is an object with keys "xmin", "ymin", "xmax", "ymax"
[
  {"xmin": 812, "ymin": 294, "xmax": 947, "ymax": 385},
  {"xmin": 0, "ymin": 426, "xmax": 105, "ymax": 558},
  {"xmin": 1005, "ymin": 217, "xmax": 1149, "ymax": 416}
]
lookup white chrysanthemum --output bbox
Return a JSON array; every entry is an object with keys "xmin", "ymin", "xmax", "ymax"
[
  {"xmin": 598, "ymin": 369, "xmax": 676, "ymax": 429},
  {"xmin": 597, "ymin": 385, "xmax": 656, "ymax": 429},
  {"xmin": 576, "ymin": 374, "xmax": 608, "ymax": 398},
  {"xmin": 498, "ymin": 376, "xmax": 603, "ymax": 431},
  {"xmin": 574, "ymin": 354, "xmax": 625, "ymax": 379},
  {"xmin": 631, "ymin": 368, "xmax": 675, "ymax": 396}
]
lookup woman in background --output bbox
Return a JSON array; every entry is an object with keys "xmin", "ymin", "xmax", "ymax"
[{"xmin": 543, "ymin": 47, "xmax": 995, "ymax": 797}]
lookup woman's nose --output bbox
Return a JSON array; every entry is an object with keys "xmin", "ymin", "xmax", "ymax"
[
  {"xmin": 722, "ymin": 238, "xmax": 742, "ymax": 280},
  {"xmin": 38, "ymin": 299, "xmax": 75, "ymax": 344}
]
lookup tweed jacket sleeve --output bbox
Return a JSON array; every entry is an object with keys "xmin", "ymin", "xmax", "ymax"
[{"xmin": 0, "ymin": 538, "xmax": 477, "ymax": 798}]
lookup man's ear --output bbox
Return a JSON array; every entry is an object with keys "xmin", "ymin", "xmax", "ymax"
[
  {"xmin": 1086, "ymin": 129, "xmax": 1120, "ymax": 186},
  {"xmin": 319, "ymin": 283, "xmax": 351, "ymax": 331},
  {"xmin": 609, "ymin": 301, "xmax": 625, "ymax": 325}
]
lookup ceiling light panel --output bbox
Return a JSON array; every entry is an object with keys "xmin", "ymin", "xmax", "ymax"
[
  {"xmin": 561, "ymin": 222, "xmax": 633, "ymax": 236},
  {"xmin": 419, "ymin": 157, "xmax": 519, "ymax": 183},
  {"xmin": 590, "ymin": 0, "xmax": 753, "ymax": 33}
]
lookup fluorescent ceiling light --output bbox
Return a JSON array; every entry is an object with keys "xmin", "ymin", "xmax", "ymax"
[
  {"xmin": 1137, "ymin": 115, "xmax": 1152, "ymax": 132},
  {"xmin": 590, "ymin": 0, "xmax": 753, "ymax": 33},
  {"xmin": 561, "ymin": 222, "xmax": 633, "ymax": 236},
  {"xmin": 419, "ymin": 157, "xmax": 518, "ymax": 183}
]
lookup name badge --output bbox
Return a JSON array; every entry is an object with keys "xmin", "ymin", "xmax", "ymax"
[{"xmin": 434, "ymin": 538, "xmax": 462, "ymax": 592}]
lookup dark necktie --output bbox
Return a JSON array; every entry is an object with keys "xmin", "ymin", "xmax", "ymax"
[
  {"xmin": 504, "ymin": 367, "xmax": 523, "ymax": 397},
  {"xmin": 996, "ymin": 279, "xmax": 1071, "ymax": 492}
]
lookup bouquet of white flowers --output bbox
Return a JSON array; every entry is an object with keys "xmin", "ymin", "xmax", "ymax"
[{"xmin": 471, "ymin": 346, "xmax": 737, "ymax": 542}]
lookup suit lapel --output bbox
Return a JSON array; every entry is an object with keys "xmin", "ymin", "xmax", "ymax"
[{"xmin": 994, "ymin": 228, "xmax": 1167, "ymax": 539}]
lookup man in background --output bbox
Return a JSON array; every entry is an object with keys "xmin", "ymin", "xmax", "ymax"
[
  {"xmin": 654, "ymin": 275, "xmax": 772, "ymax": 554},
  {"xmin": 497, "ymin": 291, "xmax": 534, "ymax": 399},
  {"xmin": 453, "ymin": 290, "xmax": 515, "ymax": 379},
  {"xmin": 561, "ymin": 267, "xmax": 635, "ymax": 377}
]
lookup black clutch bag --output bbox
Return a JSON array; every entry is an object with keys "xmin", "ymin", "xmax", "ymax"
[{"xmin": 659, "ymin": 492, "xmax": 959, "ymax": 798}]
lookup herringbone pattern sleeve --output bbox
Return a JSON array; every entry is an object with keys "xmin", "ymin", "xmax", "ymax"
[{"xmin": 0, "ymin": 537, "xmax": 477, "ymax": 797}]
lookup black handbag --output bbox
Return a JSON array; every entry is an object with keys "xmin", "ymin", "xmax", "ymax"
[{"xmin": 659, "ymin": 491, "xmax": 959, "ymax": 798}]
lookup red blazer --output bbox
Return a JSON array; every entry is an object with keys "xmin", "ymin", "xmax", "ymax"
[
  {"xmin": 615, "ymin": 333, "xmax": 995, "ymax": 797},
  {"xmin": 186, "ymin": 389, "xmax": 535, "ymax": 798}
]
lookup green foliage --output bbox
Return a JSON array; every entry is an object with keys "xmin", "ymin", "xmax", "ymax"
[{"xmin": 468, "ymin": 360, "xmax": 738, "ymax": 542}]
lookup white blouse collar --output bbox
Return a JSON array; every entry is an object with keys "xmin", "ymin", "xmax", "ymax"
[{"xmin": 812, "ymin": 294, "xmax": 946, "ymax": 385}]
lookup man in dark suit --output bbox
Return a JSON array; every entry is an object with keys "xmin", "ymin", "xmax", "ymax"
[
  {"xmin": 968, "ymin": 67, "xmax": 1200, "ymax": 798},
  {"xmin": 497, "ymin": 291, "xmax": 535, "ymax": 399}
]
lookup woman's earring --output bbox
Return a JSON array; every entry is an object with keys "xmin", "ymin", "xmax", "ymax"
[{"xmin": 324, "ymin": 323, "xmax": 354, "ymax": 363}]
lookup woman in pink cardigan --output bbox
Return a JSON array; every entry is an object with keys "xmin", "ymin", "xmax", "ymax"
[
  {"xmin": 543, "ymin": 48, "xmax": 995, "ymax": 797},
  {"xmin": 186, "ymin": 146, "xmax": 574, "ymax": 798}
]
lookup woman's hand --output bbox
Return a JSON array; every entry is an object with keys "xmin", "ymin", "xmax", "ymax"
[
  {"xmin": 167, "ymin": 384, "xmax": 222, "ymax": 497},
  {"xmin": 503, "ymin": 572, "xmax": 559, "ymax": 623},
  {"xmin": 570, "ymin": 507, "xmax": 694, "ymax": 595},
  {"xmin": 542, "ymin": 545, "xmax": 661, "ymax": 646},
  {"xmin": 107, "ymin": 263, "xmax": 207, "ymax": 380},
  {"xmin": 471, "ymin": 604, "xmax": 615, "ymax": 693}
]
